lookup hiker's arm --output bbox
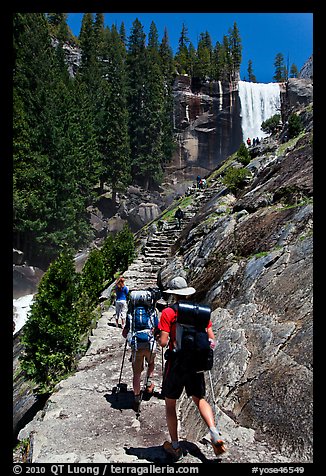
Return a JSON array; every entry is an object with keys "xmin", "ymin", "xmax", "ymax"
[
  {"xmin": 122, "ymin": 315, "xmax": 130, "ymax": 338},
  {"xmin": 207, "ymin": 326, "xmax": 215, "ymax": 340},
  {"xmin": 158, "ymin": 330, "xmax": 169, "ymax": 348},
  {"xmin": 207, "ymin": 323, "xmax": 216, "ymax": 349}
]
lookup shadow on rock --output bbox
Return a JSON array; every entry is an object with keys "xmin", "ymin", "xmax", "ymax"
[
  {"xmin": 182, "ymin": 440, "xmax": 220, "ymax": 463},
  {"xmin": 125, "ymin": 445, "xmax": 169, "ymax": 463},
  {"xmin": 142, "ymin": 389, "xmax": 164, "ymax": 402},
  {"xmin": 104, "ymin": 389, "xmax": 134, "ymax": 410},
  {"xmin": 125, "ymin": 441, "xmax": 220, "ymax": 464}
]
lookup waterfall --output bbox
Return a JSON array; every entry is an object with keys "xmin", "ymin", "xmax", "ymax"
[
  {"xmin": 238, "ymin": 81, "xmax": 281, "ymax": 142},
  {"xmin": 13, "ymin": 294, "xmax": 34, "ymax": 335}
]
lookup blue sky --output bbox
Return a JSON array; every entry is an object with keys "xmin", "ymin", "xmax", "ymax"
[{"xmin": 66, "ymin": 12, "xmax": 313, "ymax": 84}]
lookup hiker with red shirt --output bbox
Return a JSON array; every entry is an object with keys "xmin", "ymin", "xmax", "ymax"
[{"xmin": 157, "ymin": 276, "xmax": 226, "ymax": 461}]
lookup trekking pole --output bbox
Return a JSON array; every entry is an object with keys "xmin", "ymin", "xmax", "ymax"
[
  {"xmin": 208, "ymin": 370, "xmax": 218, "ymax": 416},
  {"xmin": 116, "ymin": 337, "xmax": 128, "ymax": 400}
]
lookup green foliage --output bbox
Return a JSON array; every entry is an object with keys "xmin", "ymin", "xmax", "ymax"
[
  {"xmin": 287, "ymin": 113, "xmax": 303, "ymax": 139},
  {"xmin": 290, "ymin": 63, "xmax": 299, "ymax": 78},
  {"xmin": 46, "ymin": 13, "xmax": 76, "ymax": 44},
  {"xmin": 236, "ymin": 142, "xmax": 251, "ymax": 165},
  {"xmin": 261, "ymin": 114, "xmax": 281, "ymax": 135},
  {"xmin": 273, "ymin": 52, "xmax": 287, "ymax": 82},
  {"xmin": 98, "ymin": 24, "xmax": 131, "ymax": 199},
  {"xmin": 20, "ymin": 224, "xmax": 135, "ymax": 392},
  {"xmin": 110, "ymin": 224, "xmax": 136, "ymax": 274},
  {"xmin": 247, "ymin": 59, "xmax": 256, "ymax": 82},
  {"xmin": 174, "ymin": 21, "xmax": 242, "ymax": 82},
  {"xmin": 20, "ymin": 249, "xmax": 80, "ymax": 393},
  {"xmin": 223, "ymin": 167, "xmax": 251, "ymax": 192},
  {"xmin": 13, "ymin": 13, "xmax": 244, "ymax": 265},
  {"xmin": 79, "ymin": 248, "xmax": 105, "ymax": 306},
  {"xmin": 127, "ymin": 18, "xmax": 167, "ymax": 189}
]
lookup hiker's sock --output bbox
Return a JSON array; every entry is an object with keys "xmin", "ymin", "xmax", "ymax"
[
  {"xmin": 172, "ymin": 441, "xmax": 180, "ymax": 449},
  {"xmin": 209, "ymin": 426, "xmax": 221, "ymax": 443}
]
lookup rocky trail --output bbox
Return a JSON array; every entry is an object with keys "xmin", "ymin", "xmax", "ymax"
[
  {"xmin": 16, "ymin": 183, "xmax": 297, "ymax": 465},
  {"xmin": 122, "ymin": 184, "xmax": 222, "ymax": 291},
  {"xmin": 17, "ymin": 306, "xmax": 294, "ymax": 464}
]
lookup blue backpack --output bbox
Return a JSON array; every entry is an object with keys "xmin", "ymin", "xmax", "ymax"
[{"xmin": 127, "ymin": 290, "xmax": 159, "ymax": 351}]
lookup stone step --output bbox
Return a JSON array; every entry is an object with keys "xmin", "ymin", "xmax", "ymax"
[{"xmin": 144, "ymin": 243, "xmax": 171, "ymax": 250}]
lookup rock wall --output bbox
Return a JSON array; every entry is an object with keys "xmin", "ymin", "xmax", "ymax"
[
  {"xmin": 167, "ymin": 76, "xmax": 243, "ymax": 185},
  {"xmin": 157, "ymin": 106, "xmax": 313, "ymax": 461}
]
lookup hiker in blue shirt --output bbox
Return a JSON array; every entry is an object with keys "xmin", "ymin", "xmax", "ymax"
[{"xmin": 114, "ymin": 276, "xmax": 129, "ymax": 328}]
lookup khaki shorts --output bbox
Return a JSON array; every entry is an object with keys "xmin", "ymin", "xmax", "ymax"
[{"xmin": 132, "ymin": 348, "xmax": 156, "ymax": 374}]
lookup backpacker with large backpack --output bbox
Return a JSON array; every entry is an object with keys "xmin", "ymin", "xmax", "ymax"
[
  {"xmin": 127, "ymin": 288, "xmax": 161, "ymax": 351},
  {"xmin": 172, "ymin": 301, "xmax": 214, "ymax": 372}
]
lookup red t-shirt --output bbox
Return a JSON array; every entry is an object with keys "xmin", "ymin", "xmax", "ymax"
[{"xmin": 158, "ymin": 306, "xmax": 212, "ymax": 350}]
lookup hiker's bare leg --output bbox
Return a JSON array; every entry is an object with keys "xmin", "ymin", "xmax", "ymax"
[
  {"xmin": 133, "ymin": 372, "xmax": 141, "ymax": 396},
  {"xmin": 192, "ymin": 396, "xmax": 225, "ymax": 451},
  {"xmin": 192, "ymin": 396, "xmax": 215, "ymax": 428},
  {"xmin": 147, "ymin": 359, "xmax": 154, "ymax": 379},
  {"xmin": 165, "ymin": 397, "xmax": 178, "ymax": 441}
]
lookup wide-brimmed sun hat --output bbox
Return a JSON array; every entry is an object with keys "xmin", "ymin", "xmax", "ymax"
[{"xmin": 164, "ymin": 276, "xmax": 196, "ymax": 296}]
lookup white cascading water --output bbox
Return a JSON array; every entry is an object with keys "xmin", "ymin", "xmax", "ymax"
[
  {"xmin": 13, "ymin": 294, "xmax": 34, "ymax": 335},
  {"xmin": 238, "ymin": 80, "xmax": 281, "ymax": 142}
]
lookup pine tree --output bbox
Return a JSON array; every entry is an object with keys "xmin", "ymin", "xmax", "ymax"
[
  {"xmin": 13, "ymin": 13, "xmax": 63, "ymax": 264},
  {"xmin": 127, "ymin": 18, "xmax": 165, "ymax": 189},
  {"xmin": 247, "ymin": 59, "xmax": 257, "ymax": 82},
  {"xmin": 78, "ymin": 13, "xmax": 95, "ymax": 70},
  {"xmin": 174, "ymin": 23, "xmax": 190, "ymax": 74},
  {"xmin": 290, "ymin": 63, "xmax": 299, "ymax": 78},
  {"xmin": 141, "ymin": 51, "xmax": 165, "ymax": 189},
  {"xmin": 148, "ymin": 20, "xmax": 160, "ymax": 58},
  {"xmin": 46, "ymin": 13, "xmax": 75, "ymax": 44},
  {"xmin": 228, "ymin": 22, "xmax": 242, "ymax": 80},
  {"xmin": 35, "ymin": 39, "xmax": 99, "ymax": 262},
  {"xmin": 273, "ymin": 52, "xmax": 287, "ymax": 82},
  {"xmin": 221, "ymin": 34, "xmax": 232, "ymax": 81},
  {"xmin": 159, "ymin": 27, "xmax": 175, "ymax": 163},
  {"xmin": 99, "ymin": 24, "xmax": 131, "ymax": 202},
  {"xmin": 79, "ymin": 248, "xmax": 105, "ymax": 307},
  {"xmin": 20, "ymin": 249, "xmax": 80, "ymax": 392},
  {"xmin": 195, "ymin": 31, "xmax": 212, "ymax": 79},
  {"xmin": 211, "ymin": 41, "xmax": 224, "ymax": 81},
  {"xmin": 112, "ymin": 224, "xmax": 135, "ymax": 272}
]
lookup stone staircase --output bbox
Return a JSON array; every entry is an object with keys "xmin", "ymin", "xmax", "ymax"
[{"xmin": 123, "ymin": 180, "xmax": 225, "ymax": 291}]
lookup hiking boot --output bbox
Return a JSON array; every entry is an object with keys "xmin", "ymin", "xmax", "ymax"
[
  {"xmin": 163, "ymin": 441, "xmax": 183, "ymax": 461},
  {"xmin": 145, "ymin": 383, "xmax": 155, "ymax": 394},
  {"xmin": 211, "ymin": 439, "xmax": 226, "ymax": 456}
]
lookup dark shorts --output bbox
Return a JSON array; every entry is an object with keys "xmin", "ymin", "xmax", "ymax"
[{"xmin": 161, "ymin": 355, "xmax": 206, "ymax": 399}]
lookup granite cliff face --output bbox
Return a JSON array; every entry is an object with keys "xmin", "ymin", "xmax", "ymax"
[
  {"xmin": 158, "ymin": 99, "xmax": 313, "ymax": 461},
  {"xmin": 167, "ymin": 75, "xmax": 243, "ymax": 186}
]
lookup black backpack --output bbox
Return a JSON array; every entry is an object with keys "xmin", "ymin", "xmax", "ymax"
[{"xmin": 173, "ymin": 301, "xmax": 214, "ymax": 372}]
